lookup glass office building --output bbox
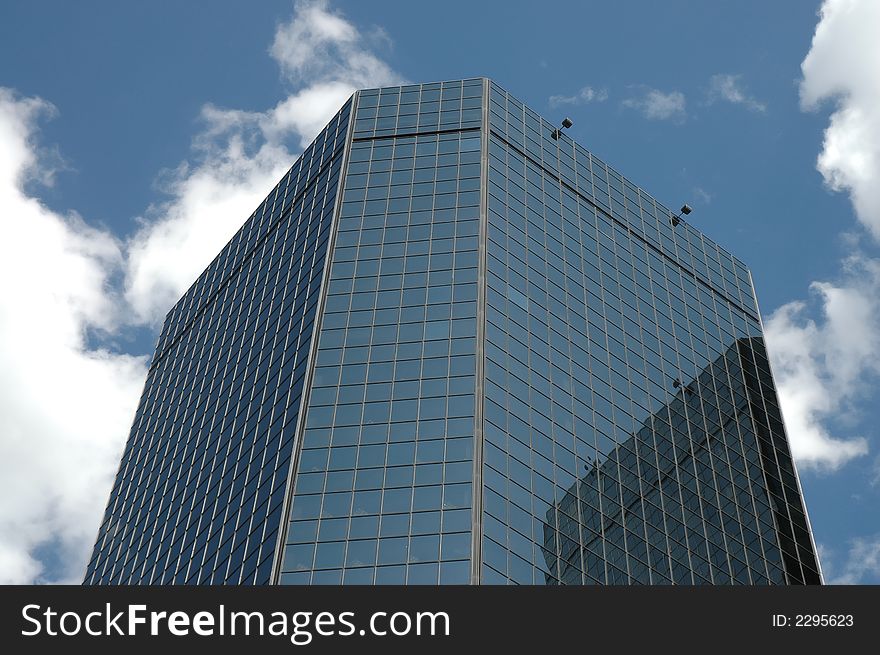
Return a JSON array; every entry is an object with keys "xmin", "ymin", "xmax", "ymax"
[{"xmin": 84, "ymin": 78, "xmax": 821, "ymax": 585}]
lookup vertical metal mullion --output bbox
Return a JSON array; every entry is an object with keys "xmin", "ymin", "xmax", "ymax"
[
  {"xmin": 269, "ymin": 95, "xmax": 359, "ymax": 584},
  {"xmin": 470, "ymin": 77, "xmax": 491, "ymax": 585}
]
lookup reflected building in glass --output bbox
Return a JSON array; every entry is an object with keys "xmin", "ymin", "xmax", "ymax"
[
  {"xmin": 544, "ymin": 338, "xmax": 817, "ymax": 585},
  {"xmin": 84, "ymin": 78, "xmax": 821, "ymax": 585}
]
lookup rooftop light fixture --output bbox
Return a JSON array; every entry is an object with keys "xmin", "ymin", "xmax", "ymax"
[{"xmin": 551, "ymin": 117, "xmax": 573, "ymax": 140}]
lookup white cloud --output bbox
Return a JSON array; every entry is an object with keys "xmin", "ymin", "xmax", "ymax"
[
  {"xmin": 548, "ymin": 86, "xmax": 608, "ymax": 108},
  {"xmin": 825, "ymin": 534, "xmax": 880, "ymax": 584},
  {"xmin": 764, "ymin": 255, "xmax": 879, "ymax": 471},
  {"xmin": 0, "ymin": 0, "xmax": 401, "ymax": 584},
  {"xmin": 622, "ymin": 88, "xmax": 686, "ymax": 121},
  {"xmin": 708, "ymin": 73, "xmax": 767, "ymax": 113},
  {"xmin": 124, "ymin": 0, "xmax": 402, "ymax": 324},
  {"xmin": 0, "ymin": 89, "xmax": 148, "ymax": 583},
  {"xmin": 692, "ymin": 186, "xmax": 712, "ymax": 205},
  {"xmin": 762, "ymin": 0, "xmax": 880, "ymax": 475},
  {"xmin": 123, "ymin": 117, "xmax": 294, "ymax": 325},
  {"xmin": 271, "ymin": 0, "xmax": 397, "ymax": 89},
  {"xmin": 800, "ymin": 0, "xmax": 880, "ymax": 240}
]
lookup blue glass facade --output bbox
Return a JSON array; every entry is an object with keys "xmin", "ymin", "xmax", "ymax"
[
  {"xmin": 84, "ymin": 100, "xmax": 352, "ymax": 584},
  {"xmin": 86, "ymin": 78, "xmax": 820, "ymax": 585},
  {"xmin": 480, "ymin": 82, "xmax": 819, "ymax": 585},
  {"xmin": 277, "ymin": 79, "xmax": 484, "ymax": 585}
]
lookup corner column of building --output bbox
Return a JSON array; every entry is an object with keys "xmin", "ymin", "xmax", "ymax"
[
  {"xmin": 470, "ymin": 78, "xmax": 491, "ymax": 585},
  {"xmin": 269, "ymin": 92, "xmax": 361, "ymax": 584}
]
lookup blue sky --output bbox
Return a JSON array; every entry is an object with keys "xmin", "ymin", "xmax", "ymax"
[{"xmin": 1, "ymin": 0, "xmax": 879, "ymax": 584}]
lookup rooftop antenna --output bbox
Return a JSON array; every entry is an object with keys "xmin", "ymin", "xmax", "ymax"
[{"xmin": 551, "ymin": 117, "xmax": 573, "ymax": 140}]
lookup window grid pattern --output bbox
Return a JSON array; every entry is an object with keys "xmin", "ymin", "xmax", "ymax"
[
  {"xmin": 480, "ymin": 82, "xmax": 820, "ymax": 585},
  {"xmin": 352, "ymin": 78, "xmax": 482, "ymax": 140},
  {"xmin": 84, "ymin": 79, "xmax": 819, "ymax": 588},
  {"xmin": 83, "ymin": 101, "xmax": 352, "ymax": 585},
  {"xmin": 278, "ymin": 79, "xmax": 483, "ymax": 585}
]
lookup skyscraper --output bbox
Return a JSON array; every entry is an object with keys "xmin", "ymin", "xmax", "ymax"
[{"xmin": 84, "ymin": 78, "xmax": 821, "ymax": 586}]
